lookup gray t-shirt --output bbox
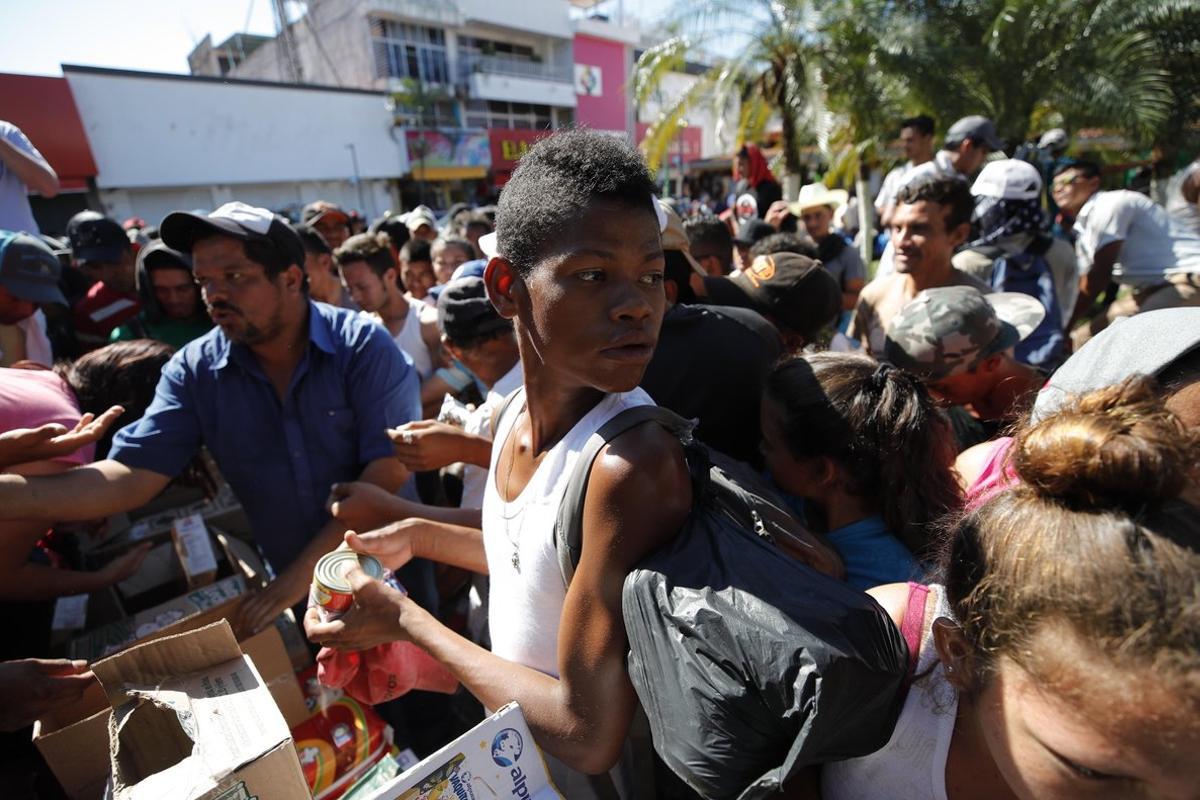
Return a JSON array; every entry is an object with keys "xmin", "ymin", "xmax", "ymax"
[
  {"xmin": 821, "ymin": 242, "xmax": 866, "ymax": 290},
  {"xmin": 0, "ymin": 121, "xmax": 47, "ymax": 235}
]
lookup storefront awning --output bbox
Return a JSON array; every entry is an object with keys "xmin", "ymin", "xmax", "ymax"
[{"xmin": 0, "ymin": 72, "xmax": 97, "ymax": 191}]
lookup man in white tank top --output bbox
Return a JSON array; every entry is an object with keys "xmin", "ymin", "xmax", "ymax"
[
  {"xmin": 306, "ymin": 130, "xmax": 692, "ymax": 793},
  {"xmin": 334, "ymin": 232, "xmax": 458, "ymax": 417}
]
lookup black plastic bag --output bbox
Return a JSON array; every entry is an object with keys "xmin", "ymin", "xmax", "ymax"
[{"xmin": 554, "ymin": 405, "xmax": 908, "ymax": 799}]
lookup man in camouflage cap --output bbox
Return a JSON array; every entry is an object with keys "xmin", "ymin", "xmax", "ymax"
[{"xmin": 884, "ymin": 285, "xmax": 1046, "ymax": 433}]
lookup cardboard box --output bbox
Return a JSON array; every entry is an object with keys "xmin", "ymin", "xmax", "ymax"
[
  {"xmin": 35, "ymin": 624, "xmax": 306, "ymax": 800},
  {"xmin": 365, "ymin": 703, "xmax": 561, "ymax": 800},
  {"xmin": 68, "ymin": 575, "xmax": 247, "ymax": 662},
  {"xmin": 171, "ymin": 513, "xmax": 219, "ymax": 588},
  {"xmin": 31, "ymin": 681, "xmax": 113, "ymax": 800},
  {"xmin": 93, "ymin": 620, "xmax": 310, "ymax": 800}
]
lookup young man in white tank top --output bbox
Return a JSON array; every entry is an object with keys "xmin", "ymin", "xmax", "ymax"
[
  {"xmin": 334, "ymin": 232, "xmax": 456, "ymax": 417},
  {"xmin": 306, "ymin": 130, "xmax": 692, "ymax": 784}
]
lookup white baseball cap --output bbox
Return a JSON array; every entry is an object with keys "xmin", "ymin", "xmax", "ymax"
[{"xmin": 971, "ymin": 159, "xmax": 1042, "ymax": 200}]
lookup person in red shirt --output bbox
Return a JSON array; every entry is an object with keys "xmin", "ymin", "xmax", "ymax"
[{"xmin": 67, "ymin": 211, "xmax": 140, "ymax": 350}]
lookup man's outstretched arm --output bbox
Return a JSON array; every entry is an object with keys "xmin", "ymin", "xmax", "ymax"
[{"xmin": 0, "ymin": 460, "xmax": 169, "ymax": 522}]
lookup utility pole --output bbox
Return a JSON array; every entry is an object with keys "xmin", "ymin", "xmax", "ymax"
[
  {"xmin": 271, "ymin": 0, "xmax": 303, "ymax": 83},
  {"xmin": 346, "ymin": 143, "xmax": 367, "ymax": 215}
]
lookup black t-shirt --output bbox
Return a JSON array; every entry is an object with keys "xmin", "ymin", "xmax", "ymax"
[{"xmin": 642, "ymin": 303, "xmax": 782, "ymax": 467}]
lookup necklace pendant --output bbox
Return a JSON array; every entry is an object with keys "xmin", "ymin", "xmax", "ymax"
[{"xmin": 511, "ymin": 549, "xmax": 521, "ymax": 573}]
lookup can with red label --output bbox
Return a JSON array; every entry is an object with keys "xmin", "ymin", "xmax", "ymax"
[{"xmin": 311, "ymin": 549, "xmax": 383, "ymax": 619}]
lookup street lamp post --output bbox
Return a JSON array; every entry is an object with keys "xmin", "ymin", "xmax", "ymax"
[{"xmin": 346, "ymin": 143, "xmax": 366, "ymax": 216}]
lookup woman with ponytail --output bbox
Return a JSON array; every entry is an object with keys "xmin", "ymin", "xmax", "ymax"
[
  {"xmin": 762, "ymin": 352, "xmax": 962, "ymax": 588},
  {"xmin": 824, "ymin": 376, "xmax": 1200, "ymax": 799}
]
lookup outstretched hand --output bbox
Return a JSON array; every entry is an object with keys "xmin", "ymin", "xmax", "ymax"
[
  {"xmin": 327, "ymin": 481, "xmax": 403, "ymax": 533},
  {"xmin": 389, "ymin": 419, "xmax": 475, "ymax": 472},
  {"xmin": 0, "ymin": 658, "xmax": 96, "ymax": 732},
  {"xmin": 0, "ymin": 405, "xmax": 125, "ymax": 469},
  {"xmin": 304, "ymin": 563, "xmax": 419, "ymax": 651}
]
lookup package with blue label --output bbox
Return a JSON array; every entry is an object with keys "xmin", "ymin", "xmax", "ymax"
[{"xmin": 363, "ymin": 703, "xmax": 561, "ymax": 800}]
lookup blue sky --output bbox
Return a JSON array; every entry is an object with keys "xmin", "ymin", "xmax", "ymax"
[{"xmin": 0, "ymin": 0, "xmax": 676, "ymax": 78}]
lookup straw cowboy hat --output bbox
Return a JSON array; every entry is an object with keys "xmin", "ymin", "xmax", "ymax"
[{"xmin": 789, "ymin": 183, "xmax": 849, "ymax": 216}]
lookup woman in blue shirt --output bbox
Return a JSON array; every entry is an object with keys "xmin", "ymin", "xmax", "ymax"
[{"xmin": 761, "ymin": 353, "xmax": 963, "ymax": 589}]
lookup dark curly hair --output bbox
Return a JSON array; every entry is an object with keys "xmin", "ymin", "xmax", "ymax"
[
  {"xmin": 896, "ymin": 174, "xmax": 974, "ymax": 231},
  {"xmin": 56, "ymin": 340, "xmax": 175, "ymax": 458},
  {"xmin": 496, "ymin": 128, "xmax": 659, "ymax": 275}
]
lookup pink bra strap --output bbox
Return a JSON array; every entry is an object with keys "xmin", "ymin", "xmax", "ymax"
[{"xmin": 901, "ymin": 581, "xmax": 930, "ymax": 683}]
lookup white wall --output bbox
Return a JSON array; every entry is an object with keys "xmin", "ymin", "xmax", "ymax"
[
  {"xmin": 99, "ymin": 178, "xmax": 395, "ymax": 228},
  {"xmin": 457, "ymin": 0, "xmax": 571, "ymax": 39},
  {"xmin": 469, "ymin": 72, "xmax": 576, "ymax": 107},
  {"xmin": 64, "ymin": 68, "xmax": 409, "ymax": 190}
]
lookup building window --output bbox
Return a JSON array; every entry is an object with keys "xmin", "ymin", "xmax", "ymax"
[
  {"xmin": 393, "ymin": 100, "xmax": 460, "ymax": 129},
  {"xmin": 371, "ymin": 18, "xmax": 450, "ymax": 85},
  {"xmin": 465, "ymin": 100, "xmax": 560, "ymax": 130}
]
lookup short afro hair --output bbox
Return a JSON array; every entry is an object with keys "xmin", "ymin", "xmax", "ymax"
[
  {"xmin": 496, "ymin": 128, "xmax": 659, "ymax": 275},
  {"xmin": 896, "ymin": 174, "xmax": 974, "ymax": 232},
  {"xmin": 684, "ymin": 214, "xmax": 733, "ymax": 260},
  {"xmin": 750, "ymin": 232, "xmax": 818, "ymax": 259},
  {"xmin": 400, "ymin": 238, "xmax": 431, "ymax": 264}
]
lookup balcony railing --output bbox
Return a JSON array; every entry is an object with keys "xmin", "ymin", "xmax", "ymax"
[{"xmin": 459, "ymin": 54, "xmax": 572, "ymax": 83}]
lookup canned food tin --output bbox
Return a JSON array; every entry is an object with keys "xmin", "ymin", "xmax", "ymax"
[{"xmin": 311, "ymin": 549, "xmax": 383, "ymax": 617}]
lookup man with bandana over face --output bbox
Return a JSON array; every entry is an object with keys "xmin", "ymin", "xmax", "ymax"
[{"xmin": 953, "ymin": 159, "xmax": 1075, "ymax": 369}]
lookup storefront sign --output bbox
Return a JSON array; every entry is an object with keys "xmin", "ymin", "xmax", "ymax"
[
  {"xmin": 488, "ymin": 129, "xmax": 553, "ymax": 171},
  {"xmin": 406, "ymin": 129, "xmax": 491, "ymax": 180}
]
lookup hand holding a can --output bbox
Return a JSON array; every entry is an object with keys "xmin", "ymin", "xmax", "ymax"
[{"xmin": 304, "ymin": 561, "xmax": 423, "ymax": 652}]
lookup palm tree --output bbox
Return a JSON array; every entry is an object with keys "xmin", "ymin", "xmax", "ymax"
[
  {"xmin": 862, "ymin": 0, "xmax": 1175, "ymax": 148},
  {"xmin": 634, "ymin": 1, "xmax": 835, "ymax": 199}
]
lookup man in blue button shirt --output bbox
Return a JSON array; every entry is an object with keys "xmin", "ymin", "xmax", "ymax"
[{"xmin": 0, "ymin": 202, "xmax": 418, "ymax": 634}]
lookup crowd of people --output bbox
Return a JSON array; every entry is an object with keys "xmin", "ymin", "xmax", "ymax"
[{"xmin": 0, "ymin": 111, "xmax": 1198, "ymax": 800}]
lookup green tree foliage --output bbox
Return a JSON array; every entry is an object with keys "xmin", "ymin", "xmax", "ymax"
[{"xmin": 634, "ymin": 0, "xmax": 1191, "ymax": 186}]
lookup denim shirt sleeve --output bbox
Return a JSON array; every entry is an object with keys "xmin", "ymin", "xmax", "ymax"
[
  {"xmin": 108, "ymin": 350, "xmax": 201, "ymax": 477},
  {"xmin": 348, "ymin": 321, "xmax": 420, "ymax": 465}
]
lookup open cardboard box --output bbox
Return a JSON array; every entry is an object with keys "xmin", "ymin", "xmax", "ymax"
[{"xmin": 34, "ymin": 622, "xmax": 309, "ymax": 800}]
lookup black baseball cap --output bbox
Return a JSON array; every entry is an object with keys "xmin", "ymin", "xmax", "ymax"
[
  {"xmin": 0, "ymin": 231, "xmax": 68, "ymax": 306},
  {"xmin": 436, "ymin": 276, "xmax": 512, "ymax": 344},
  {"xmin": 718, "ymin": 252, "xmax": 841, "ymax": 340},
  {"xmin": 67, "ymin": 211, "xmax": 130, "ymax": 264},
  {"xmin": 161, "ymin": 201, "xmax": 306, "ymax": 269},
  {"xmin": 733, "ymin": 218, "xmax": 776, "ymax": 246},
  {"xmin": 136, "ymin": 239, "xmax": 192, "ymax": 273}
]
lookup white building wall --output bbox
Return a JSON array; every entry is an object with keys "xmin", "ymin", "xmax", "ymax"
[
  {"xmin": 98, "ymin": 179, "xmax": 394, "ymax": 226},
  {"xmin": 64, "ymin": 68, "xmax": 408, "ymax": 189},
  {"xmin": 64, "ymin": 67, "xmax": 408, "ymax": 223}
]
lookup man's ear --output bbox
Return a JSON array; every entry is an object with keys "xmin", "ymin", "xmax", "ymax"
[
  {"xmin": 283, "ymin": 264, "xmax": 306, "ymax": 294},
  {"xmin": 979, "ymin": 353, "xmax": 1004, "ymax": 375},
  {"xmin": 384, "ymin": 266, "xmax": 398, "ymax": 289},
  {"xmin": 664, "ymin": 280, "xmax": 679, "ymax": 306},
  {"xmin": 484, "ymin": 256, "xmax": 520, "ymax": 320},
  {"xmin": 815, "ymin": 455, "xmax": 839, "ymax": 492},
  {"xmin": 932, "ymin": 617, "xmax": 975, "ymax": 691},
  {"xmin": 947, "ymin": 220, "xmax": 971, "ymax": 249}
]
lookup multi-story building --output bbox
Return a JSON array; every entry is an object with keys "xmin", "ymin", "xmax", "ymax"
[{"xmin": 189, "ymin": 0, "xmax": 642, "ymax": 207}]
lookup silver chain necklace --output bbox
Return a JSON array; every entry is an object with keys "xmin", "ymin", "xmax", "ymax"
[{"xmin": 500, "ymin": 408, "xmax": 525, "ymax": 573}]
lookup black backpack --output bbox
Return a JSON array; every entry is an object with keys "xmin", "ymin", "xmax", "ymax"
[{"xmin": 549, "ymin": 403, "xmax": 908, "ymax": 799}]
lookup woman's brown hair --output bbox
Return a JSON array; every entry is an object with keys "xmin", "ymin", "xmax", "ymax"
[
  {"xmin": 765, "ymin": 352, "xmax": 963, "ymax": 557},
  {"xmin": 942, "ymin": 377, "xmax": 1200, "ymax": 697}
]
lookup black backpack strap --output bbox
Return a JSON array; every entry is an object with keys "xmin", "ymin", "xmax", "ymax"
[
  {"xmin": 553, "ymin": 404, "xmax": 695, "ymax": 590},
  {"xmin": 1027, "ymin": 232, "xmax": 1054, "ymax": 256}
]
